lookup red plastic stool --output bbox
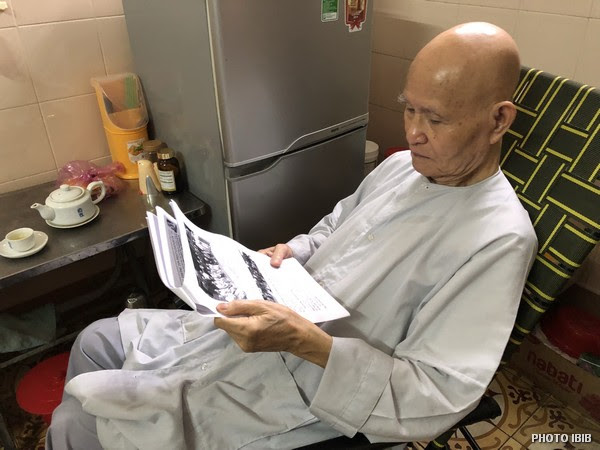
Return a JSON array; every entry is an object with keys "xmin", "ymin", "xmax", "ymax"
[{"xmin": 16, "ymin": 352, "xmax": 70, "ymax": 424}]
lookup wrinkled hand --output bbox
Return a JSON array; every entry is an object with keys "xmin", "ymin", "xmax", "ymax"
[
  {"xmin": 214, "ymin": 300, "xmax": 332, "ymax": 368},
  {"xmin": 258, "ymin": 243, "xmax": 293, "ymax": 268}
]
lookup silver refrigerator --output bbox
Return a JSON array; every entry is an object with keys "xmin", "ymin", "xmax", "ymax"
[{"xmin": 123, "ymin": 0, "xmax": 373, "ymax": 250}]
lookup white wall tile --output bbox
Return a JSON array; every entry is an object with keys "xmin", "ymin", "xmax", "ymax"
[
  {"xmin": 574, "ymin": 19, "xmax": 600, "ymax": 88},
  {"xmin": 370, "ymin": 53, "xmax": 410, "ymax": 112},
  {"xmin": 0, "ymin": 28, "xmax": 37, "ymax": 109},
  {"xmin": 373, "ymin": 0, "xmax": 399, "ymax": 13},
  {"xmin": 12, "ymin": 0, "xmax": 94, "ymax": 25},
  {"xmin": 513, "ymin": 11, "xmax": 587, "ymax": 78},
  {"xmin": 97, "ymin": 16, "xmax": 134, "ymax": 74},
  {"xmin": 460, "ymin": 0, "xmax": 520, "ymax": 9},
  {"xmin": 367, "ymin": 103, "xmax": 407, "ymax": 160},
  {"xmin": 90, "ymin": 155, "xmax": 112, "ymax": 166},
  {"xmin": 91, "ymin": 0, "xmax": 123, "ymax": 17},
  {"xmin": 520, "ymin": 0, "xmax": 593, "ymax": 18},
  {"xmin": 457, "ymin": 4, "xmax": 519, "ymax": 34},
  {"xmin": 0, "ymin": 104, "xmax": 55, "ymax": 184},
  {"xmin": 40, "ymin": 93, "xmax": 109, "ymax": 168},
  {"xmin": 592, "ymin": 0, "xmax": 600, "ymax": 17},
  {"xmin": 374, "ymin": 0, "xmax": 460, "ymax": 28},
  {"xmin": 19, "ymin": 20, "xmax": 106, "ymax": 102},
  {"xmin": 0, "ymin": 170, "xmax": 57, "ymax": 194},
  {"xmin": 373, "ymin": 14, "xmax": 443, "ymax": 59},
  {"xmin": 0, "ymin": 0, "xmax": 16, "ymax": 28}
]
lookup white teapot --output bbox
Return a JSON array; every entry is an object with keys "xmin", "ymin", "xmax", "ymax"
[{"xmin": 31, "ymin": 181, "xmax": 106, "ymax": 228}]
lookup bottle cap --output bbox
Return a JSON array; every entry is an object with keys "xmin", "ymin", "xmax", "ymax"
[
  {"xmin": 143, "ymin": 140, "xmax": 166, "ymax": 152},
  {"xmin": 157, "ymin": 148, "xmax": 175, "ymax": 159}
]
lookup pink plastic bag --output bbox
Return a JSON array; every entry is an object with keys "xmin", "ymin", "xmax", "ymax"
[{"xmin": 57, "ymin": 160, "xmax": 126, "ymax": 198}]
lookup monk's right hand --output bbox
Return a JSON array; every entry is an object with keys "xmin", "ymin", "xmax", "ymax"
[{"xmin": 258, "ymin": 243, "xmax": 293, "ymax": 268}]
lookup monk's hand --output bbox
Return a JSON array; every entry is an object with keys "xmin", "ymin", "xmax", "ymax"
[
  {"xmin": 214, "ymin": 300, "xmax": 332, "ymax": 368},
  {"xmin": 258, "ymin": 243, "xmax": 293, "ymax": 268}
]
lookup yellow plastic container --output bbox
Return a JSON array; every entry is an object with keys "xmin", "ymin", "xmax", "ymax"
[{"xmin": 91, "ymin": 73, "xmax": 149, "ymax": 179}]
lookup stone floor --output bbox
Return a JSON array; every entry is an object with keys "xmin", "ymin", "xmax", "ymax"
[{"xmin": 415, "ymin": 365, "xmax": 600, "ymax": 450}]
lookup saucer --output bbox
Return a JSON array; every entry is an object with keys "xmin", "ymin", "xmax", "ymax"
[
  {"xmin": 0, "ymin": 231, "xmax": 48, "ymax": 259},
  {"xmin": 45, "ymin": 206, "xmax": 100, "ymax": 229}
]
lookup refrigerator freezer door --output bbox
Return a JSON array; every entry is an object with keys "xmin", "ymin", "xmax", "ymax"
[
  {"xmin": 227, "ymin": 127, "xmax": 367, "ymax": 250},
  {"xmin": 123, "ymin": 0, "xmax": 231, "ymax": 235},
  {"xmin": 208, "ymin": 0, "xmax": 372, "ymax": 167}
]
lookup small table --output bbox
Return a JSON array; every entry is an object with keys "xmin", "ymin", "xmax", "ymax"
[
  {"xmin": 0, "ymin": 180, "xmax": 206, "ymax": 450},
  {"xmin": 0, "ymin": 180, "xmax": 206, "ymax": 290}
]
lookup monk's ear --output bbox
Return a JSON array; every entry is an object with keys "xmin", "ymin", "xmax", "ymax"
[{"xmin": 489, "ymin": 101, "xmax": 516, "ymax": 145}]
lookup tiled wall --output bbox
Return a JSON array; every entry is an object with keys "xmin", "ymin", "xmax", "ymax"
[
  {"xmin": 367, "ymin": 0, "xmax": 600, "ymax": 156},
  {"xmin": 0, "ymin": 0, "xmax": 133, "ymax": 194}
]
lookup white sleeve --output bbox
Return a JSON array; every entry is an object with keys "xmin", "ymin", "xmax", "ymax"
[{"xmin": 309, "ymin": 230, "xmax": 537, "ymax": 441}]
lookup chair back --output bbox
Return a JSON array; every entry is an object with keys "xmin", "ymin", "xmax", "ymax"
[{"xmin": 500, "ymin": 67, "xmax": 600, "ymax": 362}]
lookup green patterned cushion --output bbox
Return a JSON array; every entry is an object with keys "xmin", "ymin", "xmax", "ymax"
[{"xmin": 500, "ymin": 67, "xmax": 600, "ymax": 361}]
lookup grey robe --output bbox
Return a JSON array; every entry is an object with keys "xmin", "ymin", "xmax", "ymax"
[{"xmin": 66, "ymin": 152, "xmax": 537, "ymax": 449}]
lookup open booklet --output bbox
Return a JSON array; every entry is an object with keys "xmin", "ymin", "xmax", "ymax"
[{"xmin": 145, "ymin": 201, "xmax": 350, "ymax": 323}]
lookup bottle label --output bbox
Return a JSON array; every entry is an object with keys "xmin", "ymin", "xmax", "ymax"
[
  {"xmin": 158, "ymin": 170, "xmax": 177, "ymax": 191},
  {"xmin": 127, "ymin": 138, "xmax": 146, "ymax": 163}
]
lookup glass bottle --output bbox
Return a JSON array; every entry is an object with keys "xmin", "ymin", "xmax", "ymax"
[
  {"xmin": 156, "ymin": 148, "xmax": 182, "ymax": 194},
  {"xmin": 142, "ymin": 139, "xmax": 166, "ymax": 163}
]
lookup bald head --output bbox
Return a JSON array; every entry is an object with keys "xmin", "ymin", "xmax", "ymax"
[
  {"xmin": 401, "ymin": 23, "xmax": 521, "ymax": 186},
  {"xmin": 410, "ymin": 22, "xmax": 520, "ymax": 108}
]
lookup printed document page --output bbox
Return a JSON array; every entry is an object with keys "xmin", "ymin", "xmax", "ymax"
[
  {"xmin": 146, "ymin": 212, "xmax": 198, "ymax": 310},
  {"xmin": 146, "ymin": 202, "xmax": 349, "ymax": 323}
]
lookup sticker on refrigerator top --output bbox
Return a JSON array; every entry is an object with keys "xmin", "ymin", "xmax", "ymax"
[
  {"xmin": 321, "ymin": 0, "xmax": 339, "ymax": 22},
  {"xmin": 127, "ymin": 137, "xmax": 146, "ymax": 163},
  {"xmin": 345, "ymin": 0, "xmax": 367, "ymax": 32}
]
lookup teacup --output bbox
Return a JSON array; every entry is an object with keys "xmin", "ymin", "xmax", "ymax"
[{"xmin": 6, "ymin": 227, "xmax": 35, "ymax": 252}]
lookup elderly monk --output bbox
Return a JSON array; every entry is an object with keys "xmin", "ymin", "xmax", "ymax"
[{"xmin": 47, "ymin": 22, "xmax": 536, "ymax": 449}]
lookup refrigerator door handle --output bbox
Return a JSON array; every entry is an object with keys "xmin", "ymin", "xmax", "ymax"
[
  {"xmin": 225, "ymin": 124, "xmax": 368, "ymax": 180},
  {"xmin": 223, "ymin": 114, "xmax": 369, "ymax": 168}
]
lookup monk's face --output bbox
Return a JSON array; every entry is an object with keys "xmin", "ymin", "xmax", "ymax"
[{"xmin": 402, "ymin": 46, "xmax": 498, "ymax": 186}]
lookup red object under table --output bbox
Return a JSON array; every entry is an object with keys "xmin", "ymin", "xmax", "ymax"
[
  {"xmin": 16, "ymin": 352, "xmax": 70, "ymax": 424},
  {"xmin": 541, "ymin": 305, "xmax": 600, "ymax": 359}
]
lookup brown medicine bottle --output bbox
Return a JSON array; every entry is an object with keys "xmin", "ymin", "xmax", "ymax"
[{"xmin": 156, "ymin": 148, "xmax": 182, "ymax": 194}]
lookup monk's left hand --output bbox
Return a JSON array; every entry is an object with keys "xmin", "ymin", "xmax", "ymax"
[{"xmin": 214, "ymin": 300, "xmax": 332, "ymax": 368}]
